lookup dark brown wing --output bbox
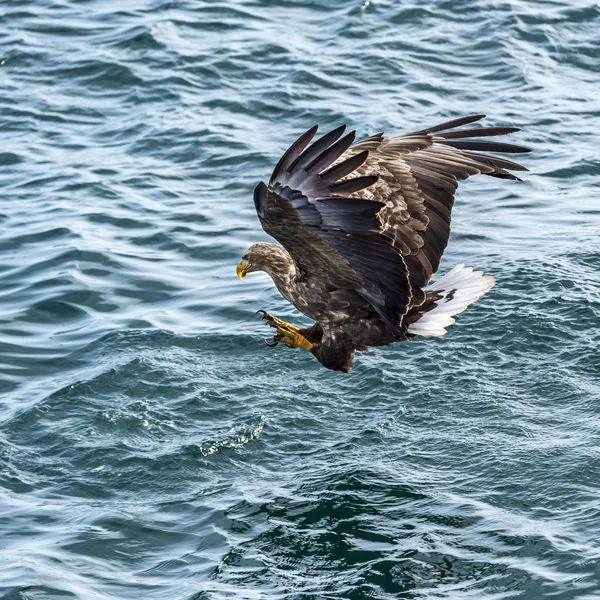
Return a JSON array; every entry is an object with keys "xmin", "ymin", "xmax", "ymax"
[
  {"xmin": 349, "ymin": 115, "xmax": 530, "ymax": 305},
  {"xmin": 254, "ymin": 125, "xmax": 411, "ymax": 331}
]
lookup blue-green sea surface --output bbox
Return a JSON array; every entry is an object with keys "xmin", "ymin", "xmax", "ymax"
[{"xmin": 1, "ymin": 0, "xmax": 599, "ymax": 598}]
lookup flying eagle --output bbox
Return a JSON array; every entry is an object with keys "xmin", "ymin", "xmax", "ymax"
[{"xmin": 236, "ymin": 115, "xmax": 529, "ymax": 373}]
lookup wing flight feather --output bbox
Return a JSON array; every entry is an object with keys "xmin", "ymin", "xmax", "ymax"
[
  {"xmin": 341, "ymin": 115, "xmax": 529, "ymax": 305},
  {"xmin": 253, "ymin": 116, "xmax": 529, "ymax": 330},
  {"xmin": 255, "ymin": 126, "xmax": 412, "ymax": 330}
]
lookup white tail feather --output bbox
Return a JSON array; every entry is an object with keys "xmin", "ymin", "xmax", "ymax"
[{"xmin": 407, "ymin": 263, "xmax": 495, "ymax": 337}]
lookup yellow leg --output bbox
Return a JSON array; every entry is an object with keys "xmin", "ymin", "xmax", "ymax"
[
  {"xmin": 273, "ymin": 327, "xmax": 313, "ymax": 351},
  {"xmin": 258, "ymin": 310, "xmax": 299, "ymax": 333}
]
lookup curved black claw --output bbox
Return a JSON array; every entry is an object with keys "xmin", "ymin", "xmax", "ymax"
[
  {"xmin": 265, "ymin": 338, "xmax": 279, "ymax": 347},
  {"xmin": 257, "ymin": 310, "xmax": 277, "ymax": 328}
]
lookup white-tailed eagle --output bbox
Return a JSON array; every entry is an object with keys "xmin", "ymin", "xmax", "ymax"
[{"xmin": 236, "ymin": 115, "xmax": 529, "ymax": 373}]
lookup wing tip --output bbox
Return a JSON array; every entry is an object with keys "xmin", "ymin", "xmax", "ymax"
[
  {"xmin": 270, "ymin": 124, "xmax": 320, "ymax": 183},
  {"xmin": 253, "ymin": 181, "xmax": 268, "ymax": 218}
]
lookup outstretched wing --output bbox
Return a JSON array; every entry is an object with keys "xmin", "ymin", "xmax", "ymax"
[
  {"xmin": 349, "ymin": 115, "xmax": 530, "ymax": 305},
  {"xmin": 254, "ymin": 125, "xmax": 411, "ymax": 331}
]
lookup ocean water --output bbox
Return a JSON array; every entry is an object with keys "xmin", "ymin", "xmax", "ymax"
[{"xmin": 1, "ymin": 0, "xmax": 599, "ymax": 598}]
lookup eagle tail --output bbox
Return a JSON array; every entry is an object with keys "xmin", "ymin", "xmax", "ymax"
[{"xmin": 406, "ymin": 264, "xmax": 495, "ymax": 337}]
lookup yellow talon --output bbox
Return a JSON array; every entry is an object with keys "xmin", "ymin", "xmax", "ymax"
[
  {"xmin": 258, "ymin": 310, "xmax": 299, "ymax": 333},
  {"xmin": 273, "ymin": 328, "xmax": 313, "ymax": 351}
]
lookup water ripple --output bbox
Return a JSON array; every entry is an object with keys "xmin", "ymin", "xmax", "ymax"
[{"xmin": 1, "ymin": 0, "xmax": 599, "ymax": 598}]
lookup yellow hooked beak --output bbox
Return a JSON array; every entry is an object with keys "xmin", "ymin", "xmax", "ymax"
[{"xmin": 236, "ymin": 258, "xmax": 251, "ymax": 279}]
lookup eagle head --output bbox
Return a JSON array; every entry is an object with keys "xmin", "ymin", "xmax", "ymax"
[
  {"xmin": 236, "ymin": 242, "xmax": 272, "ymax": 279},
  {"xmin": 236, "ymin": 242, "xmax": 294, "ymax": 280}
]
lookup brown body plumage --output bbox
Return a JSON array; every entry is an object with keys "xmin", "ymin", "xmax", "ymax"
[{"xmin": 237, "ymin": 115, "xmax": 529, "ymax": 373}]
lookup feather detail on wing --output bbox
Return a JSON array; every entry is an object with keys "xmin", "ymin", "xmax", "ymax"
[
  {"xmin": 254, "ymin": 125, "xmax": 412, "ymax": 331},
  {"xmin": 341, "ymin": 115, "xmax": 529, "ymax": 306}
]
